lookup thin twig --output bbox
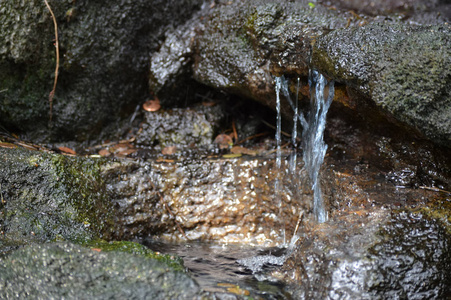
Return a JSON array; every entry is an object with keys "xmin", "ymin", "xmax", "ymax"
[
  {"xmin": 0, "ymin": 184, "xmax": 5, "ymax": 204},
  {"xmin": 44, "ymin": 0, "xmax": 59, "ymax": 122},
  {"xmin": 419, "ymin": 186, "xmax": 451, "ymax": 195},
  {"xmin": 235, "ymin": 132, "xmax": 270, "ymax": 145},
  {"xmin": 261, "ymin": 119, "xmax": 301, "ymax": 141},
  {"xmin": 164, "ymin": 202, "xmax": 189, "ymax": 240},
  {"xmin": 231, "ymin": 120, "xmax": 238, "ymax": 143}
]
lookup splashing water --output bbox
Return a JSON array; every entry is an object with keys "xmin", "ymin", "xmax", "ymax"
[{"xmin": 303, "ymin": 70, "xmax": 334, "ymax": 223}]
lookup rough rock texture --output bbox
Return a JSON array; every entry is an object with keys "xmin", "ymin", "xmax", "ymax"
[
  {"xmin": 149, "ymin": 0, "xmax": 451, "ymax": 147},
  {"xmin": 0, "ymin": 242, "xmax": 201, "ymax": 299},
  {"xmin": 0, "ymin": 0, "xmax": 203, "ymax": 141},
  {"xmin": 312, "ymin": 23, "xmax": 451, "ymax": 146},
  {"xmin": 102, "ymin": 153, "xmax": 311, "ymax": 244},
  {"xmin": 279, "ymin": 211, "xmax": 451, "ymax": 299},
  {"xmin": 0, "ymin": 148, "xmax": 108, "ymax": 244},
  {"xmin": 150, "ymin": 0, "xmax": 351, "ymax": 117},
  {"xmin": 318, "ymin": 0, "xmax": 451, "ymax": 20},
  {"xmin": 136, "ymin": 105, "xmax": 225, "ymax": 148}
]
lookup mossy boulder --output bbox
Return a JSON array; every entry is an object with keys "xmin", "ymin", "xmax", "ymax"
[
  {"xmin": 0, "ymin": 242, "xmax": 200, "ymax": 299},
  {"xmin": 0, "ymin": 147, "xmax": 109, "ymax": 246},
  {"xmin": 0, "ymin": 0, "xmax": 203, "ymax": 141}
]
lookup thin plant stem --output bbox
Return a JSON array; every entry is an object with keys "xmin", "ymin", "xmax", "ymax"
[{"xmin": 44, "ymin": 0, "xmax": 59, "ymax": 122}]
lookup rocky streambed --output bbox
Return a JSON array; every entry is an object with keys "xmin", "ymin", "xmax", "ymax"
[{"xmin": 1, "ymin": 0, "xmax": 451, "ymax": 299}]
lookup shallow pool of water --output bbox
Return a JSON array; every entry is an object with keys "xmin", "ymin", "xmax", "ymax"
[{"xmin": 142, "ymin": 239, "xmax": 291, "ymax": 299}]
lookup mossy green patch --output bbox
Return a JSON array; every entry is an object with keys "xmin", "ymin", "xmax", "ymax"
[
  {"xmin": 0, "ymin": 148, "xmax": 112, "ymax": 246},
  {"xmin": 84, "ymin": 239, "xmax": 186, "ymax": 272},
  {"xmin": 416, "ymin": 194, "xmax": 451, "ymax": 234}
]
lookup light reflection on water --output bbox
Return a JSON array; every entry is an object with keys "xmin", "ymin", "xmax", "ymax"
[{"xmin": 142, "ymin": 239, "xmax": 289, "ymax": 299}]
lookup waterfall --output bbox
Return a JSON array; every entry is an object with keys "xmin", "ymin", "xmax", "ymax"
[
  {"xmin": 274, "ymin": 70, "xmax": 334, "ymax": 224},
  {"xmin": 303, "ymin": 70, "xmax": 334, "ymax": 223}
]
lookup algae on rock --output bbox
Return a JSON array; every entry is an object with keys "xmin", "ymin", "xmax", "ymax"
[
  {"xmin": 0, "ymin": 242, "xmax": 201, "ymax": 299},
  {"xmin": 0, "ymin": 148, "xmax": 110, "ymax": 245}
]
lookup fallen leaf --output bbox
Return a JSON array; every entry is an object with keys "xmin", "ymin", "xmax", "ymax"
[
  {"xmin": 222, "ymin": 153, "xmax": 242, "ymax": 159},
  {"xmin": 156, "ymin": 158, "xmax": 175, "ymax": 163},
  {"xmin": 202, "ymin": 101, "xmax": 216, "ymax": 107},
  {"xmin": 116, "ymin": 148, "xmax": 137, "ymax": 157},
  {"xmin": 230, "ymin": 146, "xmax": 257, "ymax": 156},
  {"xmin": 58, "ymin": 146, "xmax": 76, "ymax": 155},
  {"xmin": 227, "ymin": 286, "xmax": 250, "ymax": 296},
  {"xmin": 0, "ymin": 142, "xmax": 17, "ymax": 149},
  {"xmin": 111, "ymin": 143, "xmax": 132, "ymax": 152},
  {"xmin": 98, "ymin": 149, "xmax": 111, "ymax": 157},
  {"xmin": 91, "ymin": 248, "xmax": 102, "ymax": 252},
  {"xmin": 143, "ymin": 97, "xmax": 161, "ymax": 112},
  {"xmin": 162, "ymin": 146, "xmax": 177, "ymax": 155},
  {"xmin": 16, "ymin": 142, "xmax": 37, "ymax": 151},
  {"xmin": 217, "ymin": 284, "xmax": 249, "ymax": 296}
]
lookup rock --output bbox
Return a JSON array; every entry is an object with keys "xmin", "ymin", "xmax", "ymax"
[
  {"xmin": 149, "ymin": 0, "xmax": 451, "ymax": 147},
  {"xmin": 279, "ymin": 211, "xmax": 451, "ymax": 299},
  {"xmin": 150, "ymin": 0, "xmax": 350, "ymax": 112},
  {"xmin": 136, "ymin": 105, "xmax": 225, "ymax": 149},
  {"xmin": 0, "ymin": 0, "xmax": 204, "ymax": 141},
  {"xmin": 102, "ymin": 153, "xmax": 311, "ymax": 244},
  {"xmin": 0, "ymin": 147, "xmax": 109, "ymax": 244},
  {"xmin": 0, "ymin": 242, "xmax": 201, "ymax": 299},
  {"xmin": 312, "ymin": 23, "xmax": 451, "ymax": 147},
  {"xmin": 318, "ymin": 0, "xmax": 451, "ymax": 21}
]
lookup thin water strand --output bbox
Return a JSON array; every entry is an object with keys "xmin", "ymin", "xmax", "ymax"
[
  {"xmin": 274, "ymin": 77, "xmax": 283, "ymax": 243},
  {"xmin": 303, "ymin": 70, "xmax": 334, "ymax": 223},
  {"xmin": 289, "ymin": 78, "xmax": 300, "ymax": 175}
]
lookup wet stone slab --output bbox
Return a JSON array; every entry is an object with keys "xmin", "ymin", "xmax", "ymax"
[{"xmin": 103, "ymin": 154, "xmax": 312, "ymax": 245}]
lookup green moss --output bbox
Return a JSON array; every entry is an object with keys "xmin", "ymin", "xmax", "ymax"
[
  {"xmin": 84, "ymin": 240, "xmax": 186, "ymax": 272},
  {"xmin": 41, "ymin": 153, "xmax": 112, "ymax": 239},
  {"xmin": 415, "ymin": 195, "xmax": 451, "ymax": 234}
]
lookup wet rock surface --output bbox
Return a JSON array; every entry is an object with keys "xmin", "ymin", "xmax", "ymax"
[
  {"xmin": 150, "ymin": 0, "xmax": 451, "ymax": 147},
  {"xmin": 136, "ymin": 105, "xmax": 225, "ymax": 149},
  {"xmin": 1, "ymin": 0, "xmax": 451, "ymax": 298},
  {"xmin": 0, "ymin": 148, "xmax": 108, "ymax": 245},
  {"xmin": 0, "ymin": 242, "xmax": 201, "ymax": 299},
  {"xmin": 0, "ymin": 0, "xmax": 203, "ymax": 141},
  {"xmin": 277, "ymin": 210, "xmax": 451, "ymax": 299},
  {"xmin": 312, "ymin": 23, "xmax": 451, "ymax": 146},
  {"xmin": 103, "ymin": 153, "xmax": 310, "ymax": 244}
]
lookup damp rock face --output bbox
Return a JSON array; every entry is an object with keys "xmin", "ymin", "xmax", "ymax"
[
  {"xmin": 0, "ymin": 148, "xmax": 109, "ymax": 245},
  {"xmin": 103, "ymin": 155, "xmax": 311, "ymax": 244},
  {"xmin": 277, "ymin": 211, "xmax": 451, "ymax": 299},
  {"xmin": 150, "ymin": 0, "xmax": 350, "ymax": 118},
  {"xmin": 0, "ymin": 242, "xmax": 201, "ymax": 299},
  {"xmin": 0, "ymin": 0, "xmax": 203, "ymax": 141},
  {"xmin": 149, "ymin": 0, "xmax": 451, "ymax": 147},
  {"xmin": 136, "ymin": 105, "xmax": 225, "ymax": 148},
  {"xmin": 312, "ymin": 23, "xmax": 451, "ymax": 147}
]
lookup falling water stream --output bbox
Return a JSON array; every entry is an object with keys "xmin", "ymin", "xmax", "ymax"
[
  {"xmin": 274, "ymin": 70, "xmax": 334, "ymax": 224},
  {"xmin": 304, "ymin": 70, "xmax": 334, "ymax": 223},
  {"xmin": 146, "ymin": 70, "xmax": 335, "ymax": 298}
]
